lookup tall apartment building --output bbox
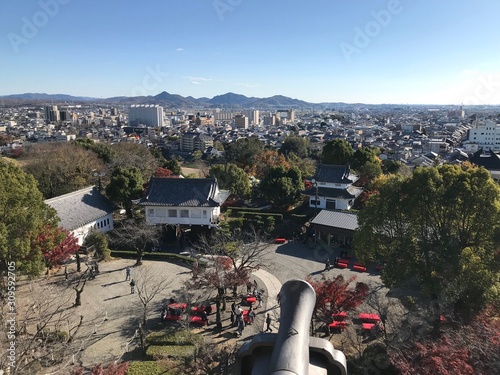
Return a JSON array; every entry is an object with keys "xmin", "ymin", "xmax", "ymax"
[
  {"xmin": 44, "ymin": 105, "xmax": 60, "ymax": 123},
  {"xmin": 234, "ymin": 114, "xmax": 249, "ymax": 129},
  {"xmin": 180, "ymin": 133, "xmax": 213, "ymax": 152},
  {"xmin": 213, "ymin": 111, "xmax": 234, "ymax": 121},
  {"xmin": 465, "ymin": 120, "xmax": 500, "ymax": 152},
  {"xmin": 128, "ymin": 104, "xmax": 164, "ymax": 127},
  {"xmin": 242, "ymin": 110, "xmax": 260, "ymax": 125}
]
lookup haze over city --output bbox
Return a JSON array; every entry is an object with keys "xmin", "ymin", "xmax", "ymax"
[{"xmin": 1, "ymin": 0, "xmax": 500, "ymax": 105}]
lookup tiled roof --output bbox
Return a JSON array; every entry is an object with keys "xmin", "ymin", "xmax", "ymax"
[
  {"xmin": 136, "ymin": 177, "xmax": 230, "ymax": 207},
  {"xmin": 313, "ymin": 164, "xmax": 358, "ymax": 184},
  {"xmin": 45, "ymin": 187, "xmax": 116, "ymax": 231},
  {"xmin": 303, "ymin": 186, "xmax": 364, "ymax": 199},
  {"xmin": 311, "ymin": 210, "xmax": 359, "ymax": 231}
]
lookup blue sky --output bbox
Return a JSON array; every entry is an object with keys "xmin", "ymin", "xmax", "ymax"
[{"xmin": 1, "ymin": 0, "xmax": 500, "ymax": 104}]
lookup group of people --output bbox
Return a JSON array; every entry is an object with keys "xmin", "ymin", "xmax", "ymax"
[
  {"xmin": 325, "ymin": 256, "xmax": 345, "ymax": 271},
  {"xmin": 231, "ymin": 303, "xmax": 246, "ymax": 336}
]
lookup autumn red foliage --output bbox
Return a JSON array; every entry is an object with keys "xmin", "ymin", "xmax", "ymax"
[
  {"xmin": 307, "ymin": 274, "xmax": 369, "ymax": 321},
  {"xmin": 391, "ymin": 309, "xmax": 500, "ymax": 375},
  {"xmin": 153, "ymin": 167, "xmax": 173, "ymax": 178},
  {"xmin": 34, "ymin": 226, "xmax": 80, "ymax": 269}
]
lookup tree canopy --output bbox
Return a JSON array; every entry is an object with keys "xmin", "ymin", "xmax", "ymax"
[
  {"xmin": 354, "ymin": 163, "xmax": 500, "ymax": 316},
  {"xmin": 259, "ymin": 166, "xmax": 304, "ymax": 208},
  {"xmin": 105, "ymin": 167, "xmax": 144, "ymax": 217},
  {"xmin": 225, "ymin": 137, "xmax": 265, "ymax": 171},
  {"xmin": 22, "ymin": 142, "xmax": 105, "ymax": 199},
  {"xmin": 209, "ymin": 163, "xmax": 251, "ymax": 198},
  {"xmin": 279, "ymin": 135, "xmax": 310, "ymax": 158},
  {"xmin": 0, "ymin": 160, "xmax": 59, "ymax": 276},
  {"xmin": 321, "ymin": 139, "xmax": 354, "ymax": 165}
]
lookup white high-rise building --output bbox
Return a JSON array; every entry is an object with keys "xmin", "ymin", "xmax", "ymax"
[
  {"xmin": 465, "ymin": 120, "xmax": 500, "ymax": 152},
  {"xmin": 128, "ymin": 104, "xmax": 164, "ymax": 127},
  {"xmin": 242, "ymin": 110, "xmax": 260, "ymax": 125}
]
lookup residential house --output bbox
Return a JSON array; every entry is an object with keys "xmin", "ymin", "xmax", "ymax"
[
  {"xmin": 45, "ymin": 186, "xmax": 115, "ymax": 245},
  {"xmin": 304, "ymin": 164, "xmax": 363, "ymax": 211},
  {"xmin": 135, "ymin": 177, "xmax": 230, "ymax": 228}
]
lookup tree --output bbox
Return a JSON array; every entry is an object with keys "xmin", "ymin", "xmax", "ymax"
[
  {"xmin": 321, "ymin": 139, "xmax": 354, "ymax": 165},
  {"xmin": 83, "ymin": 231, "xmax": 110, "ymax": 260},
  {"xmin": 279, "ymin": 135, "xmax": 310, "ymax": 158},
  {"xmin": 109, "ymin": 219, "xmax": 162, "ymax": 265},
  {"xmin": 225, "ymin": 137, "xmax": 265, "ymax": 170},
  {"xmin": 22, "ymin": 142, "xmax": 106, "ymax": 199},
  {"xmin": 307, "ymin": 274, "xmax": 369, "ymax": 335},
  {"xmin": 286, "ymin": 152, "xmax": 317, "ymax": 179},
  {"xmin": 351, "ymin": 147, "xmax": 379, "ymax": 171},
  {"xmin": 354, "ymin": 163, "xmax": 500, "ymax": 318},
  {"xmin": 209, "ymin": 163, "xmax": 251, "ymax": 198},
  {"xmin": 163, "ymin": 158, "xmax": 182, "ymax": 175},
  {"xmin": 0, "ymin": 160, "xmax": 59, "ymax": 277},
  {"xmin": 153, "ymin": 166, "xmax": 173, "ymax": 178},
  {"xmin": 0, "ymin": 281, "xmax": 85, "ymax": 375},
  {"xmin": 382, "ymin": 160, "xmax": 411, "ymax": 177},
  {"xmin": 73, "ymin": 138, "xmax": 116, "ymax": 164},
  {"xmin": 189, "ymin": 229, "xmax": 270, "ymax": 329},
  {"xmin": 259, "ymin": 166, "xmax": 304, "ymax": 208},
  {"xmin": 109, "ymin": 142, "xmax": 158, "ymax": 181},
  {"xmin": 133, "ymin": 266, "xmax": 172, "ymax": 326},
  {"xmin": 33, "ymin": 226, "xmax": 80, "ymax": 270},
  {"xmin": 105, "ymin": 167, "xmax": 144, "ymax": 218},
  {"xmin": 251, "ymin": 150, "xmax": 290, "ymax": 180}
]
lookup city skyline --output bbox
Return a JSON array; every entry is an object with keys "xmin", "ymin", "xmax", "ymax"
[{"xmin": 2, "ymin": 0, "xmax": 500, "ymax": 105}]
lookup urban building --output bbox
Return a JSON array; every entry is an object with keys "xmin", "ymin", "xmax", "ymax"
[
  {"xmin": 464, "ymin": 120, "xmax": 500, "ymax": 151},
  {"xmin": 128, "ymin": 104, "xmax": 164, "ymax": 127},
  {"xmin": 44, "ymin": 105, "xmax": 60, "ymax": 123},
  {"xmin": 235, "ymin": 114, "xmax": 249, "ymax": 129},
  {"xmin": 135, "ymin": 178, "xmax": 230, "ymax": 228}
]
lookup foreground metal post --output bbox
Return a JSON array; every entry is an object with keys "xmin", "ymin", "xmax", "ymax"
[{"xmin": 237, "ymin": 279, "xmax": 347, "ymax": 375}]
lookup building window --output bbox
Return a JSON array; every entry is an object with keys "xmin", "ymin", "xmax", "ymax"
[
  {"xmin": 180, "ymin": 210, "xmax": 189, "ymax": 218},
  {"xmin": 97, "ymin": 222, "xmax": 100, "ymax": 229},
  {"xmin": 191, "ymin": 209, "xmax": 201, "ymax": 218},
  {"xmin": 106, "ymin": 218, "xmax": 110, "ymax": 226},
  {"xmin": 168, "ymin": 209, "xmax": 177, "ymax": 218},
  {"xmin": 148, "ymin": 208, "xmax": 154, "ymax": 217},
  {"xmin": 202, "ymin": 210, "xmax": 207, "ymax": 219}
]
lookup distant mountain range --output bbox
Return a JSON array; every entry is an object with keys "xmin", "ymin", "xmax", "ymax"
[{"xmin": 0, "ymin": 91, "xmax": 315, "ymax": 109}]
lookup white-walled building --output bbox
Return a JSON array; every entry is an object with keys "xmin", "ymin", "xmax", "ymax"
[
  {"xmin": 128, "ymin": 104, "xmax": 164, "ymax": 127},
  {"xmin": 304, "ymin": 165, "xmax": 362, "ymax": 211},
  {"xmin": 465, "ymin": 120, "xmax": 500, "ymax": 151},
  {"xmin": 45, "ymin": 187, "xmax": 115, "ymax": 245},
  {"xmin": 135, "ymin": 178, "xmax": 230, "ymax": 228}
]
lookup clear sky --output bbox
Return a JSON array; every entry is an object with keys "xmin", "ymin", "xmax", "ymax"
[{"xmin": 1, "ymin": 0, "xmax": 500, "ymax": 105}]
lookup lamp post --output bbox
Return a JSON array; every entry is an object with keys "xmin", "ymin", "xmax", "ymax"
[
  {"xmin": 93, "ymin": 170, "xmax": 105, "ymax": 192},
  {"xmin": 311, "ymin": 178, "xmax": 319, "ymax": 215}
]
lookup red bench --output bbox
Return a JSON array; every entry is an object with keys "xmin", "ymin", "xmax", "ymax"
[
  {"xmin": 359, "ymin": 313, "xmax": 380, "ymax": 322},
  {"xmin": 353, "ymin": 265, "xmax": 367, "ymax": 272},
  {"xmin": 362, "ymin": 322, "xmax": 375, "ymax": 331},
  {"xmin": 332, "ymin": 311, "xmax": 347, "ymax": 321},
  {"xmin": 274, "ymin": 238, "xmax": 287, "ymax": 244},
  {"xmin": 336, "ymin": 260, "xmax": 349, "ymax": 269},
  {"xmin": 329, "ymin": 321, "xmax": 347, "ymax": 333}
]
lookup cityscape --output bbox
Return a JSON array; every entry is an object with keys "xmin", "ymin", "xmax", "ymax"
[{"xmin": 1, "ymin": 1, "xmax": 500, "ymax": 375}]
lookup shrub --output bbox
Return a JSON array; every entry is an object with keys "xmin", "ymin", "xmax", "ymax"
[
  {"xmin": 146, "ymin": 345, "xmax": 196, "ymax": 360},
  {"xmin": 84, "ymin": 231, "xmax": 111, "ymax": 260},
  {"xmin": 125, "ymin": 361, "xmax": 174, "ymax": 375}
]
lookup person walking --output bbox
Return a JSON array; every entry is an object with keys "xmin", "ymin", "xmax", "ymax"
[
  {"xmin": 325, "ymin": 258, "xmax": 331, "ymax": 271},
  {"xmin": 129, "ymin": 279, "xmax": 135, "ymax": 294},
  {"xmin": 264, "ymin": 313, "xmax": 273, "ymax": 332},
  {"xmin": 256, "ymin": 292, "xmax": 263, "ymax": 308},
  {"xmin": 125, "ymin": 266, "xmax": 131, "ymax": 281}
]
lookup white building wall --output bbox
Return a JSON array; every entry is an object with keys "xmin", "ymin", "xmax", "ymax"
[
  {"xmin": 71, "ymin": 213, "xmax": 114, "ymax": 245},
  {"xmin": 144, "ymin": 206, "xmax": 220, "ymax": 227}
]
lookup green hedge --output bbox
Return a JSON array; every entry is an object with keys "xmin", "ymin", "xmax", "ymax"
[
  {"xmin": 146, "ymin": 345, "xmax": 195, "ymax": 360},
  {"xmin": 146, "ymin": 329, "xmax": 203, "ymax": 346},
  {"xmin": 126, "ymin": 360, "xmax": 174, "ymax": 375},
  {"xmin": 239, "ymin": 212, "xmax": 283, "ymax": 221}
]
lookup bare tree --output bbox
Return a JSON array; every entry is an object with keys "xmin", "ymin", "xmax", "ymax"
[
  {"xmin": 110, "ymin": 219, "xmax": 162, "ymax": 265},
  {"xmin": 134, "ymin": 266, "xmax": 172, "ymax": 326},
  {"xmin": 0, "ymin": 282, "xmax": 85, "ymax": 375},
  {"xmin": 73, "ymin": 269, "xmax": 88, "ymax": 307},
  {"xmin": 188, "ymin": 227, "xmax": 271, "ymax": 329}
]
